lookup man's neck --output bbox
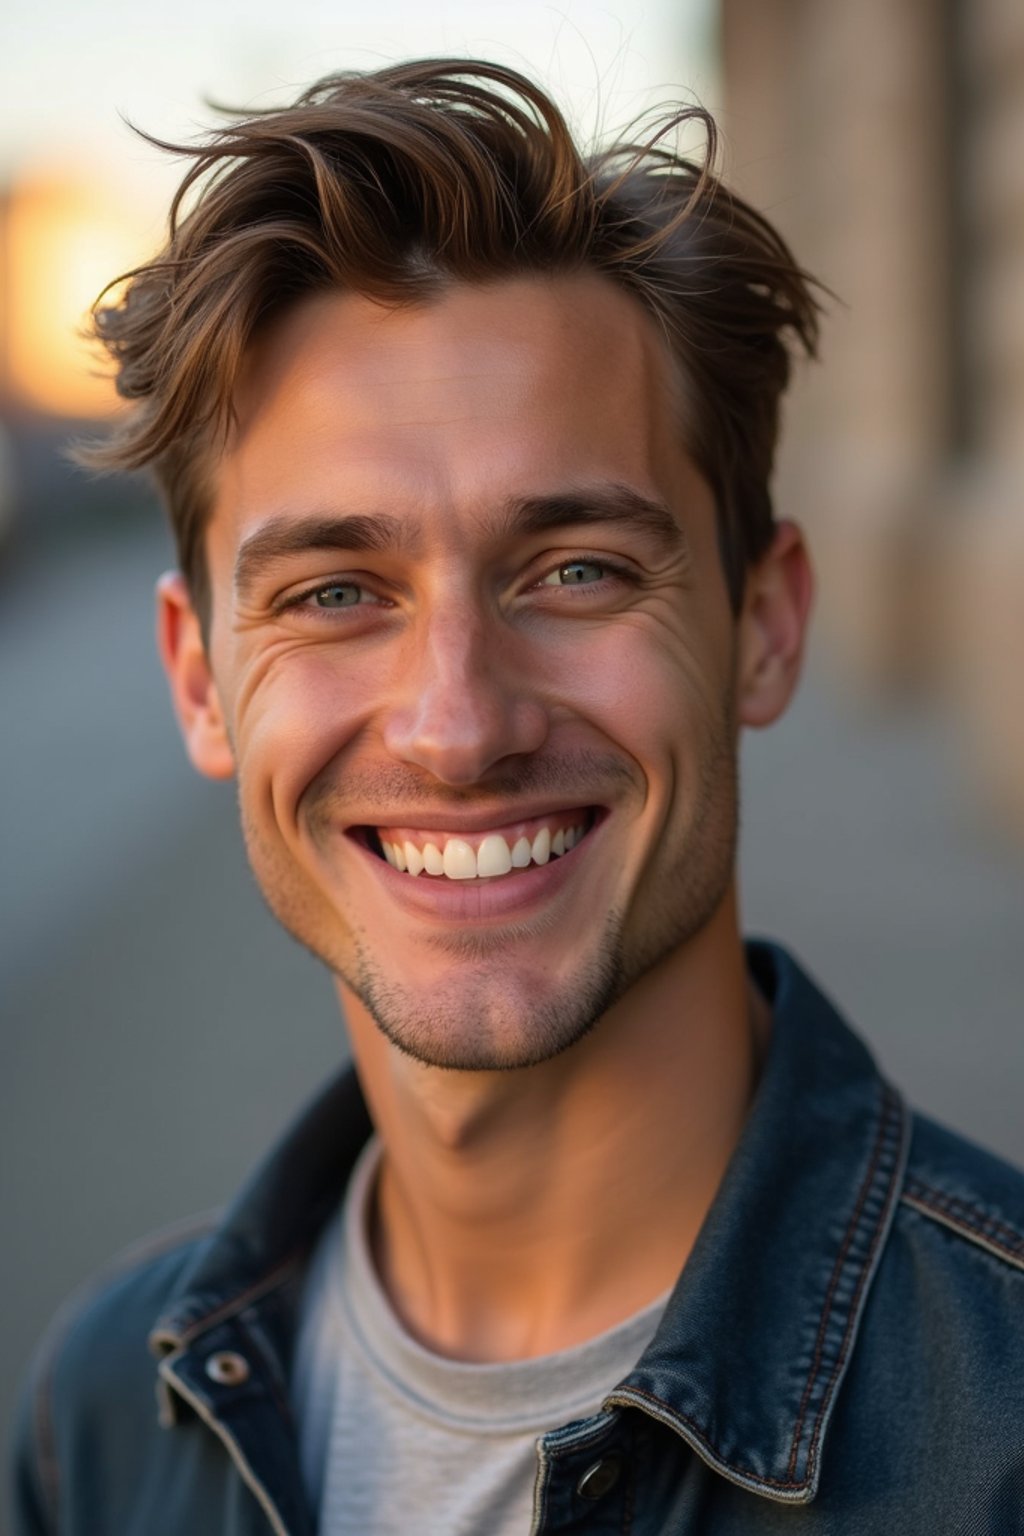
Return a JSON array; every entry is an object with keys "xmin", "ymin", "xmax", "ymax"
[{"xmin": 338, "ymin": 895, "xmax": 766, "ymax": 1362}]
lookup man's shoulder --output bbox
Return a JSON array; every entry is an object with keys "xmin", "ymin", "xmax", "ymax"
[
  {"xmin": 38, "ymin": 1213, "xmax": 219, "ymax": 1390},
  {"xmin": 12, "ymin": 1055, "xmax": 372, "ymax": 1536},
  {"xmin": 861, "ymin": 1106, "xmax": 1024, "ymax": 1408},
  {"xmin": 897, "ymin": 1108, "xmax": 1024, "ymax": 1279},
  {"xmin": 830, "ymin": 1109, "xmax": 1024, "ymax": 1515},
  {"xmin": 12, "ymin": 1214, "xmax": 218, "ymax": 1533}
]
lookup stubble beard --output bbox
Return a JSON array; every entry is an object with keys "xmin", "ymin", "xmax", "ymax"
[
  {"xmin": 342, "ymin": 906, "xmax": 631, "ymax": 1071},
  {"xmin": 241, "ymin": 725, "xmax": 738, "ymax": 1073}
]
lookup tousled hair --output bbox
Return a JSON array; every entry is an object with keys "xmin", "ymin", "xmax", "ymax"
[{"xmin": 82, "ymin": 58, "xmax": 821, "ymax": 624}]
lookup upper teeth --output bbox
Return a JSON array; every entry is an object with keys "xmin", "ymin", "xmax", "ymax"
[{"xmin": 379, "ymin": 822, "xmax": 586, "ymax": 879}]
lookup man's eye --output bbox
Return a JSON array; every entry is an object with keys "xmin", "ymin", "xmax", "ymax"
[
  {"xmin": 276, "ymin": 578, "xmax": 385, "ymax": 621},
  {"xmin": 311, "ymin": 582, "xmax": 366, "ymax": 608},
  {"xmin": 542, "ymin": 560, "xmax": 607, "ymax": 587}
]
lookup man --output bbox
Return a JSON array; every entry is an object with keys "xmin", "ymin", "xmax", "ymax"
[{"xmin": 12, "ymin": 58, "xmax": 1024, "ymax": 1536}]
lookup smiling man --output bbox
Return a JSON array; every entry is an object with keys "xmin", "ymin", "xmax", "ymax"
[{"xmin": 13, "ymin": 59, "xmax": 1024, "ymax": 1536}]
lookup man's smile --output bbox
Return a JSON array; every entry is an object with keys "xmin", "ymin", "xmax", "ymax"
[
  {"xmin": 361, "ymin": 807, "xmax": 600, "ymax": 880},
  {"xmin": 341, "ymin": 806, "xmax": 610, "ymax": 924}
]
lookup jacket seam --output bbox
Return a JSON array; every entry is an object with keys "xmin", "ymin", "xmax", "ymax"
[
  {"xmin": 903, "ymin": 1176, "xmax": 1024, "ymax": 1249},
  {"xmin": 605, "ymin": 1385, "xmax": 806, "ymax": 1492},
  {"xmin": 802, "ymin": 1089, "xmax": 904, "ymax": 1479},
  {"xmin": 153, "ymin": 1249, "xmax": 307, "ymax": 1353},
  {"xmin": 785, "ymin": 1082, "xmax": 902, "ymax": 1482},
  {"xmin": 529, "ymin": 1439, "xmax": 553, "ymax": 1536},
  {"xmin": 901, "ymin": 1182, "xmax": 1024, "ymax": 1271},
  {"xmin": 545, "ymin": 1417, "xmax": 617, "ymax": 1455},
  {"xmin": 605, "ymin": 1088, "xmax": 907, "ymax": 1501},
  {"xmin": 156, "ymin": 1356, "xmax": 292, "ymax": 1536}
]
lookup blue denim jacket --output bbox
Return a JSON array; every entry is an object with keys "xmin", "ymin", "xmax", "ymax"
[{"xmin": 12, "ymin": 943, "xmax": 1024, "ymax": 1534}]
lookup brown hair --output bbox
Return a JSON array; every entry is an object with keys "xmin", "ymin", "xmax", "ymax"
[{"xmin": 83, "ymin": 57, "xmax": 821, "ymax": 625}]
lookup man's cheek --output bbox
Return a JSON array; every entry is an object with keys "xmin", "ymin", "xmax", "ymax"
[
  {"xmin": 237, "ymin": 666, "xmax": 368, "ymax": 813},
  {"xmin": 561, "ymin": 644, "xmax": 692, "ymax": 758},
  {"xmin": 545, "ymin": 629, "xmax": 654, "ymax": 720}
]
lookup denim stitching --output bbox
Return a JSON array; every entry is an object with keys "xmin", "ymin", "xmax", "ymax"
[
  {"xmin": 802, "ymin": 1086, "xmax": 904, "ymax": 1478},
  {"xmin": 903, "ymin": 1177, "xmax": 1024, "ymax": 1249},
  {"xmin": 152, "ymin": 1249, "xmax": 306, "ymax": 1352},
  {"xmin": 605, "ymin": 1385, "xmax": 803, "ymax": 1490},
  {"xmin": 786, "ymin": 1083, "xmax": 902, "ymax": 1483},
  {"xmin": 155, "ymin": 1354, "xmax": 292, "ymax": 1536},
  {"xmin": 530, "ymin": 1440, "xmax": 553, "ymax": 1534},
  {"xmin": 604, "ymin": 1088, "xmax": 906, "ymax": 1497},
  {"xmin": 901, "ymin": 1182, "xmax": 1024, "ymax": 1269}
]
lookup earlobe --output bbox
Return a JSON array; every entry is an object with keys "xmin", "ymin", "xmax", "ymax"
[
  {"xmin": 156, "ymin": 572, "xmax": 235, "ymax": 780},
  {"xmin": 736, "ymin": 521, "xmax": 814, "ymax": 729}
]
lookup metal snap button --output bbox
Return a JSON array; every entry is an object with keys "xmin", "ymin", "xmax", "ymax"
[
  {"xmin": 576, "ymin": 1455, "xmax": 622, "ymax": 1500},
  {"xmin": 204, "ymin": 1350, "xmax": 250, "ymax": 1386}
]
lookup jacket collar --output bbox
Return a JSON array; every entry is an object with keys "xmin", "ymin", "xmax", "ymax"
[
  {"xmin": 151, "ymin": 942, "xmax": 909, "ymax": 1508},
  {"xmin": 151, "ymin": 1068, "xmax": 372, "ymax": 1352},
  {"xmin": 608, "ymin": 942, "xmax": 910, "ymax": 1503}
]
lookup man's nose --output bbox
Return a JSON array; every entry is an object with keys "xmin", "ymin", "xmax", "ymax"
[{"xmin": 381, "ymin": 604, "xmax": 549, "ymax": 786}]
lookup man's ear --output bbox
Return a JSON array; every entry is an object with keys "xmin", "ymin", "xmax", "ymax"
[
  {"xmin": 156, "ymin": 572, "xmax": 235, "ymax": 780},
  {"xmin": 735, "ymin": 520, "xmax": 814, "ymax": 729}
]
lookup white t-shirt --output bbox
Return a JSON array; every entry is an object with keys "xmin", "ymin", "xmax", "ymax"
[{"xmin": 291, "ymin": 1137, "xmax": 669, "ymax": 1535}]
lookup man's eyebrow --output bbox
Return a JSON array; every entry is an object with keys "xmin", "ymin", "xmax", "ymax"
[
  {"xmin": 234, "ymin": 513, "xmax": 410, "ymax": 596},
  {"xmin": 234, "ymin": 486, "xmax": 688, "ymax": 596},
  {"xmin": 495, "ymin": 485, "xmax": 689, "ymax": 554}
]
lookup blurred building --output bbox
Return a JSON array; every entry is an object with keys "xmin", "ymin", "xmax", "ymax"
[
  {"xmin": 721, "ymin": 0, "xmax": 1024, "ymax": 834},
  {"xmin": 0, "ymin": 168, "xmax": 159, "ymax": 541}
]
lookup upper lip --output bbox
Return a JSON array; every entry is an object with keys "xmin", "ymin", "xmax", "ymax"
[{"xmin": 345, "ymin": 800, "xmax": 602, "ymax": 835}]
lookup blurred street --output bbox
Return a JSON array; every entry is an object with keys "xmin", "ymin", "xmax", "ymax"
[{"xmin": 3, "ymin": 510, "xmax": 1024, "ymax": 1477}]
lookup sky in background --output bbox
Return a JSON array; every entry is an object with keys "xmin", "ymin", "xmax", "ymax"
[
  {"xmin": 0, "ymin": 1, "xmax": 717, "ymax": 417},
  {"xmin": 1, "ymin": 0, "xmax": 717, "ymax": 199}
]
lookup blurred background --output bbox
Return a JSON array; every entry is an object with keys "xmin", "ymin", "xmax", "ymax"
[{"xmin": 2, "ymin": 0, "xmax": 1023, "ymax": 1498}]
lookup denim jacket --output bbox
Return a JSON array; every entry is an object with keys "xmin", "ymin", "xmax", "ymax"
[{"xmin": 11, "ymin": 943, "xmax": 1024, "ymax": 1534}]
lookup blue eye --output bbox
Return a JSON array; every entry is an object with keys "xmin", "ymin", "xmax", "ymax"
[
  {"xmin": 544, "ymin": 560, "xmax": 606, "ymax": 586},
  {"xmin": 314, "ymin": 582, "xmax": 364, "ymax": 608}
]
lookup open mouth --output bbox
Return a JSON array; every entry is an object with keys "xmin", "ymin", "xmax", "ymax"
[{"xmin": 354, "ymin": 807, "xmax": 601, "ymax": 881}]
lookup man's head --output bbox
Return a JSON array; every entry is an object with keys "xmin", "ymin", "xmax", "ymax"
[
  {"xmin": 87, "ymin": 61, "xmax": 818, "ymax": 1071},
  {"xmin": 86, "ymin": 58, "xmax": 819, "ymax": 632}
]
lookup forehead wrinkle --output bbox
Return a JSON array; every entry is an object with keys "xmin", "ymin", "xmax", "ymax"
[{"xmin": 234, "ymin": 511, "xmax": 415, "ymax": 596}]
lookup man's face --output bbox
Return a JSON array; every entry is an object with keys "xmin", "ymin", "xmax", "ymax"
[{"xmin": 195, "ymin": 273, "xmax": 746, "ymax": 1069}]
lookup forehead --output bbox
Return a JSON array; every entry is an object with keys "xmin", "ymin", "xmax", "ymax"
[{"xmin": 210, "ymin": 272, "xmax": 696, "ymax": 556}]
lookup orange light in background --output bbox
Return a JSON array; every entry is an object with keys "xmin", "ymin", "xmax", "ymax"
[{"xmin": 3, "ymin": 171, "xmax": 158, "ymax": 419}]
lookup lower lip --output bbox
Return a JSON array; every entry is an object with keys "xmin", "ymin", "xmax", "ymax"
[{"xmin": 347, "ymin": 823, "xmax": 603, "ymax": 922}]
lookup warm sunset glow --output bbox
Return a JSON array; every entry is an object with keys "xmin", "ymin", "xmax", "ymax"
[{"xmin": 3, "ymin": 172, "xmax": 157, "ymax": 418}]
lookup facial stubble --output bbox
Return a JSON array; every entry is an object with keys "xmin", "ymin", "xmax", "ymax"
[{"xmin": 239, "ymin": 707, "xmax": 739, "ymax": 1073}]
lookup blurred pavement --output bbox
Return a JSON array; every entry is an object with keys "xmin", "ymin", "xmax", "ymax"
[{"xmin": 3, "ymin": 511, "xmax": 1023, "ymax": 1488}]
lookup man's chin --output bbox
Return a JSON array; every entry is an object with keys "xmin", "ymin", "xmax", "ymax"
[{"xmin": 341, "ymin": 924, "xmax": 627, "ymax": 1072}]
